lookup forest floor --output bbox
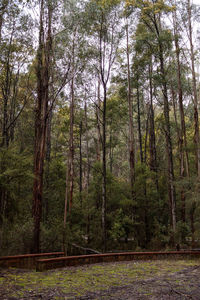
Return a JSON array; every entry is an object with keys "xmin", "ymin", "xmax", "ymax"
[{"xmin": 1, "ymin": 259, "xmax": 200, "ymax": 299}]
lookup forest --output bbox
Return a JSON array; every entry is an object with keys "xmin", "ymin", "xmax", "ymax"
[{"xmin": 0, "ymin": 0, "xmax": 200, "ymax": 255}]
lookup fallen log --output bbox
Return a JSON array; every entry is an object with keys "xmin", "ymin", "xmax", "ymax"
[
  {"xmin": 0, "ymin": 252, "xmax": 64, "ymax": 269},
  {"xmin": 36, "ymin": 250, "xmax": 200, "ymax": 272}
]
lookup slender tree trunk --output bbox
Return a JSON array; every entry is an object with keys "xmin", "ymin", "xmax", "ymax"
[
  {"xmin": 99, "ymin": 12, "xmax": 107, "ymax": 252},
  {"xmin": 144, "ymin": 111, "xmax": 150, "ymax": 247},
  {"xmin": 171, "ymin": 87, "xmax": 186, "ymax": 223},
  {"xmin": 175, "ymin": 46, "xmax": 189, "ymax": 178},
  {"xmin": 173, "ymin": 6, "xmax": 189, "ymax": 223},
  {"xmin": 79, "ymin": 120, "xmax": 83, "ymax": 207},
  {"xmin": 46, "ymin": 109, "xmax": 52, "ymax": 166},
  {"xmin": 126, "ymin": 23, "xmax": 135, "ymax": 200},
  {"xmin": 9, "ymin": 71, "xmax": 19, "ymax": 143},
  {"xmin": 63, "ymin": 78, "xmax": 75, "ymax": 251},
  {"xmin": 171, "ymin": 88, "xmax": 181, "ymax": 162},
  {"xmin": 0, "ymin": 29, "xmax": 13, "ymax": 221},
  {"xmin": 187, "ymin": 0, "xmax": 200, "ymax": 179},
  {"xmin": 96, "ymin": 79, "xmax": 101, "ymax": 161},
  {"xmin": 84, "ymin": 99, "xmax": 90, "ymax": 244},
  {"xmin": 148, "ymin": 63, "xmax": 158, "ymax": 175},
  {"xmin": 68, "ymin": 33, "xmax": 76, "ymax": 215},
  {"xmin": 144, "ymin": 111, "xmax": 149, "ymax": 167},
  {"xmin": 1, "ymin": 29, "xmax": 13, "ymax": 148},
  {"xmin": 172, "ymin": 88, "xmax": 187, "ymax": 225},
  {"xmin": 95, "ymin": 85, "xmax": 101, "ymax": 211},
  {"xmin": 102, "ymin": 84, "xmax": 107, "ymax": 252},
  {"xmin": 33, "ymin": 0, "xmax": 45, "ymax": 253},
  {"xmin": 136, "ymin": 82, "xmax": 143, "ymax": 164},
  {"xmin": 109, "ymin": 127, "xmax": 113, "ymax": 173},
  {"xmin": 152, "ymin": 13, "xmax": 176, "ymax": 236},
  {"xmin": 63, "ymin": 163, "xmax": 68, "ymax": 255},
  {"xmin": 63, "ymin": 24, "xmax": 76, "ymax": 254},
  {"xmin": 98, "ymin": 9, "xmax": 116, "ymax": 252},
  {"xmin": 160, "ymin": 53, "xmax": 176, "ymax": 234},
  {"xmin": 68, "ymin": 77, "xmax": 75, "ymax": 215},
  {"xmin": 44, "ymin": 0, "xmax": 54, "ymax": 220},
  {"xmin": 44, "ymin": 107, "xmax": 52, "ymax": 221},
  {"xmin": 84, "ymin": 99, "xmax": 90, "ymax": 188}
]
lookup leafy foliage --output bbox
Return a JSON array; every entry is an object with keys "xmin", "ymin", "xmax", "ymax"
[{"xmin": 0, "ymin": 0, "xmax": 200, "ymax": 255}]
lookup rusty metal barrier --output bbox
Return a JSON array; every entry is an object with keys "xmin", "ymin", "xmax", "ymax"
[{"xmin": 36, "ymin": 251, "xmax": 200, "ymax": 272}]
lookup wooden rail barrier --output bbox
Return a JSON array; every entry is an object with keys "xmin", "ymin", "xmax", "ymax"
[
  {"xmin": 0, "ymin": 252, "xmax": 64, "ymax": 269},
  {"xmin": 36, "ymin": 251, "xmax": 200, "ymax": 272}
]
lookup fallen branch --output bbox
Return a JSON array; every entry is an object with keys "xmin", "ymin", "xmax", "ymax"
[
  {"xmin": 70, "ymin": 243, "xmax": 101, "ymax": 254},
  {"xmin": 165, "ymin": 280, "xmax": 194, "ymax": 299},
  {"xmin": 170, "ymin": 287, "xmax": 193, "ymax": 299}
]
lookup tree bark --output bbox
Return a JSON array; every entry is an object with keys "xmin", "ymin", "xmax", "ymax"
[
  {"xmin": 136, "ymin": 81, "xmax": 143, "ymax": 164},
  {"xmin": 144, "ymin": 109, "xmax": 150, "ymax": 246},
  {"xmin": 44, "ymin": 107, "xmax": 53, "ymax": 221},
  {"xmin": 96, "ymin": 79, "xmax": 101, "ymax": 161},
  {"xmin": 148, "ymin": 63, "xmax": 157, "ymax": 173},
  {"xmin": 68, "ymin": 77, "xmax": 75, "ymax": 215},
  {"xmin": 161, "ymin": 57, "xmax": 176, "ymax": 233},
  {"xmin": 102, "ymin": 84, "xmax": 107, "ymax": 252},
  {"xmin": 95, "ymin": 82, "xmax": 101, "ymax": 211},
  {"xmin": 79, "ymin": 120, "xmax": 83, "ymax": 207},
  {"xmin": 84, "ymin": 99, "xmax": 90, "ymax": 244},
  {"xmin": 172, "ymin": 5, "xmax": 190, "ymax": 223},
  {"xmin": 84, "ymin": 99, "xmax": 90, "ymax": 189},
  {"xmin": 63, "ymin": 162, "xmax": 68, "ymax": 255},
  {"xmin": 32, "ymin": 0, "xmax": 52, "ymax": 253},
  {"xmin": 126, "ymin": 22, "xmax": 135, "ymax": 200},
  {"xmin": 187, "ymin": 0, "xmax": 200, "ymax": 180},
  {"xmin": 171, "ymin": 87, "xmax": 186, "ymax": 224},
  {"xmin": 98, "ymin": 8, "xmax": 117, "ymax": 252},
  {"xmin": 9, "ymin": 70, "xmax": 19, "ymax": 143},
  {"xmin": 1, "ymin": 29, "xmax": 13, "ymax": 148},
  {"xmin": 152, "ymin": 13, "xmax": 176, "ymax": 235}
]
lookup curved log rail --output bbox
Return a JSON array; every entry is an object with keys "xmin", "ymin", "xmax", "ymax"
[
  {"xmin": 0, "ymin": 252, "xmax": 64, "ymax": 269},
  {"xmin": 36, "ymin": 251, "xmax": 200, "ymax": 272}
]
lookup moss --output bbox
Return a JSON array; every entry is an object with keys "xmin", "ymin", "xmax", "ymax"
[
  {"xmin": 1, "ymin": 259, "xmax": 200, "ymax": 298},
  {"xmin": 0, "ymin": 277, "xmax": 4, "ymax": 284}
]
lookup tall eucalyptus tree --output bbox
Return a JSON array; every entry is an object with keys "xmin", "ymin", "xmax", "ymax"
[
  {"xmin": 33, "ymin": 0, "xmax": 53, "ymax": 252},
  {"xmin": 187, "ymin": 0, "xmax": 200, "ymax": 180},
  {"xmin": 87, "ymin": 0, "xmax": 122, "ymax": 251},
  {"xmin": 128, "ymin": 0, "xmax": 177, "ymax": 237}
]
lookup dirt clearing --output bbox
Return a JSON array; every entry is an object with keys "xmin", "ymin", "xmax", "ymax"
[{"xmin": 1, "ymin": 259, "xmax": 200, "ymax": 299}]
